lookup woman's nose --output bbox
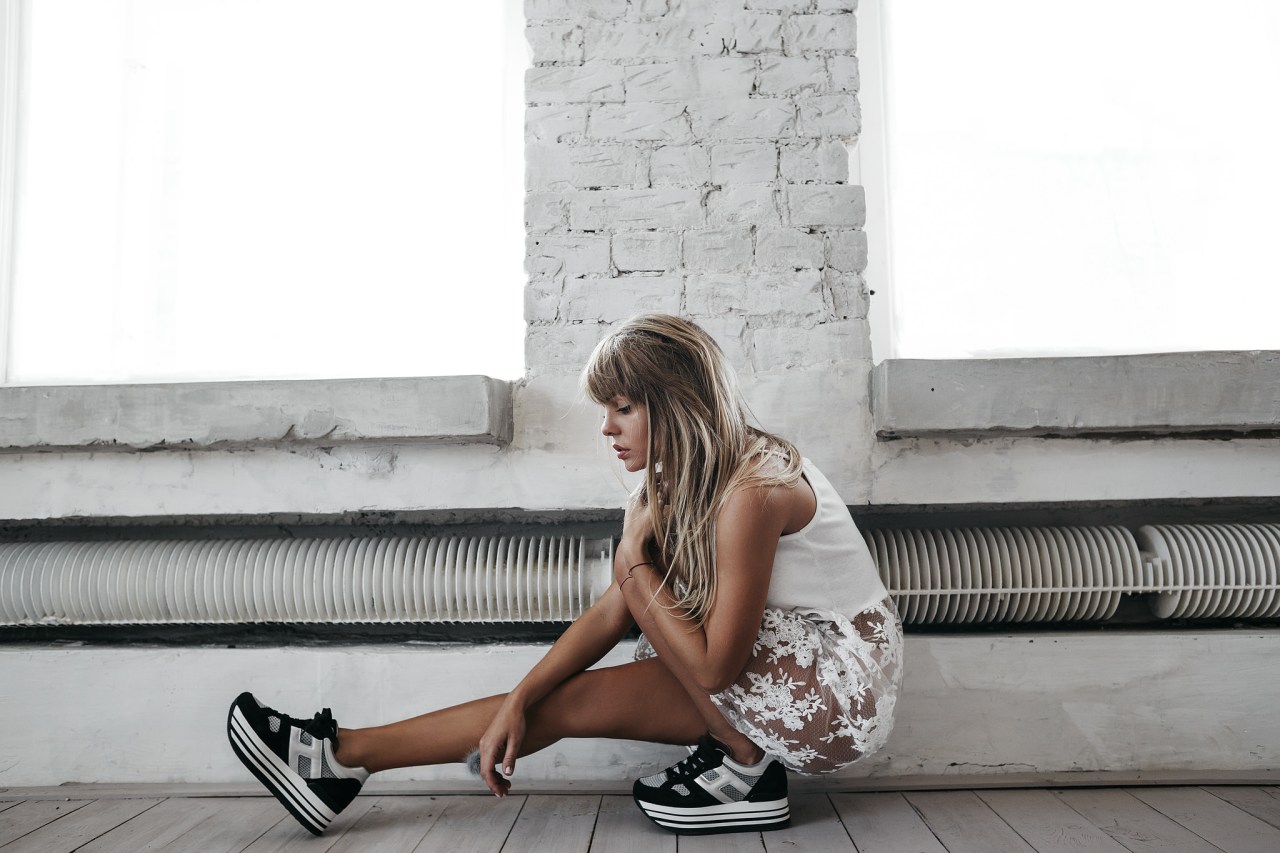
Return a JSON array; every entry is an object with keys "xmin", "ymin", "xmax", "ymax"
[{"xmin": 601, "ymin": 415, "xmax": 614, "ymax": 436}]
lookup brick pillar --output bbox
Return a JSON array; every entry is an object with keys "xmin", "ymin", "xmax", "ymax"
[{"xmin": 523, "ymin": 0, "xmax": 869, "ymax": 488}]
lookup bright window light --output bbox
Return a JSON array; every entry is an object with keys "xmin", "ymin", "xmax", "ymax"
[
  {"xmin": 873, "ymin": 0, "xmax": 1280, "ymax": 358},
  {"xmin": 8, "ymin": 0, "xmax": 526, "ymax": 384}
]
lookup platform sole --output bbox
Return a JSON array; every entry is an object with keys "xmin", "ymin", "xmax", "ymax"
[
  {"xmin": 634, "ymin": 796, "xmax": 791, "ymax": 835},
  {"xmin": 227, "ymin": 702, "xmax": 335, "ymax": 836}
]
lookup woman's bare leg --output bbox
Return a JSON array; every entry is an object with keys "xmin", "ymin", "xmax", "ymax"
[{"xmin": 333, "ymin": 657, "xmax": 707, "ymax": 774}]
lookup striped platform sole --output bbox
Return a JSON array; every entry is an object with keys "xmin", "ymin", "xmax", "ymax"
[
  {"xmin": 227, "ymin": 703, "xmax": 336, "ymax": 836},
  {"xmin": 635, "ymin": 796, "xmax": 791, "ymax": 835}
]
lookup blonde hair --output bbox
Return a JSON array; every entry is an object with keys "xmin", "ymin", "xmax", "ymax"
[{"xmin": 583, "ymin": 314, "xmax": 803, "ymax": 625}]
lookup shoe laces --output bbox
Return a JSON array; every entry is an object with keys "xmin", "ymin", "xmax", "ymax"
[
  {"xmin": 280, "ymin": 707, "xmax": 337, "ymax": 741},
  {"xmin": 667, "ymin": 737, "xmax": 724, "ymax": 781}
]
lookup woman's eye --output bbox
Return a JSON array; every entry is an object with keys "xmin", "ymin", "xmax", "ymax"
[{"xmin": 617, "ymin": 406, "xmax": 631, "ymax": 414}]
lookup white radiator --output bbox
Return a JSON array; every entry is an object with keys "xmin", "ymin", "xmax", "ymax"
[
  {"xmin": 2, "ymin": 524, "xmax": 1278, "ymax": 627},
  {"xmin": 0, "ymin": 536, "xmax": 614, "ymax": 625},
  {"xmin": 868, "ymin": 523, "xmax": 1280, "ymax": 624}
]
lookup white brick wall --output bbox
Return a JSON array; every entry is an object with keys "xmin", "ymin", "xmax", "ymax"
[{"xmin": 523, "ymin": 0, "xmax": 870, "ymax": 466}]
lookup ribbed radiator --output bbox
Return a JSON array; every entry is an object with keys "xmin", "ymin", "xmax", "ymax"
[
  {"xmin": 868, "ymin": 523, "xmax": 1280, "ymax": 625},
  {"xmin": 2, "ymin": 523, "xmax": 1277, "ymax": 628},
  {"xmin": 0, "ymin": 536, "xmax": 614, "ymax": 625}
]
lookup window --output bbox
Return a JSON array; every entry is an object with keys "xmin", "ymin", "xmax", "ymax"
[
  {"xmin": 1, "ymin": 0, "xmax": 526, "ymax": 385},
  {"xmin": 856, "ymin": 0, "xmax": 1280, "ymax": 361}
]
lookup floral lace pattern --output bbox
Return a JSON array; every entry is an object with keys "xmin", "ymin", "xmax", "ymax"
[{"xmin": 635, "ymin": 597, "xmax": 903, "ymax": 775}]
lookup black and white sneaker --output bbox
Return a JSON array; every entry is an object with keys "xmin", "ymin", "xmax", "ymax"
[
  {"xmin": 632, "ymin": 736, "xmax": 790, "ymax": 835},
  {"xmin": 227, "ymin": 691, "xmax": 369, "ymax": 835}
]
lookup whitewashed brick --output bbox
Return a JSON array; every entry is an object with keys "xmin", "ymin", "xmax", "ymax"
[
  {"xmin": 526, "ymin": 234, "xmax": 612, "ymax": 279},
  {"xmin": 526, "ymin": 105, "xmax": 589, "ymax": 144},
  {"xmin": 797, "ymin": 95, "xmax": 861, "ymax": 136},
  {"xmin": 817, "ymin": 0, "xmax": 858, "ymax": 11},
  {"xmin": 692, "ymin": 316, "xmax": 750, "ymax": 369},
  {"xmin": 590, "ymin": 102, "xmax": 691, "ymax": 141},
  {"xmin": 526, "ymin": 64, "xmax": 625, "ymax": 104},
  {"xmin": 651, "ymin": 144, "xmax": 711, "ymax": 186},
  {"xmin": 827, "ymin": 229, "xmax": 867, "ymax": 272},
  {"xmin": 758, "ymin": 56, "xmax": 829, "ymax": 96},
  {"xmin": 613, "ymin": 232, "xmax": 680, "ymax": 271},
  {"xmin": 752, "ymin": 320, "xmax": 866, "ymax": 369},
  {"xmin": 561, "ymin": 275, "xmax": 683, "ymax": 321},
  {"xmin": 829, "ymin": 54, "xmax": 860, "ymax": 92},
  {"xmin": 785, "ymin": 13, "xmax": 857, "ymax": 54},
  {"xmin": 584, "ymin": 20, "xmax": 698, "ymax": 62},
  {"xmin": 685, "ymin": 270, "xmax": 825, "ymax": 318},
  {"xmin": 526, "ymin": 0, "xmax": 628, "ymax": 21},
  {"xmin": 527, "ymin": 24, "xmax": 585, "ymax": 64},
  {"xmin": 779, "ymin": 140, "xmax": 848, "ymax": 183},
  {"xmin": 786, "ymin": 184, "xmax": 864, "ymax": 227},
  {"xmin": 570, "ymin": 189, "xmax": 705, "ymax": 230},
  {"xmin": 710, "ymin": 142, "xmax": 777, "ymax": 184},
  {"xmin": 708, "ymin": 185, "xmax": 780, "ymax": 225},
  {"xmin": 683, "ymin": 228, "xmax": 754, "ymax": 272},
  {"xmin": 756, "ymin": 227, "xmax": 824, "ymax": 269},
  {"xmin": 633, "ymin": 0, "xmax": 670, "ymax": 19},
  {"xmin": 524, "ymin": 277, "xmax": 561, "ymax": 323},
  {"xmin": 526, "ymin": 192, "xmax": 571, "ymax": 231},
  {"xmin": 822, "ymin": 269, "xmax": 869, "ymax": 319},
  {"xmin": 623, "ymin": 58, "xmax": 756, "ymax": 100},
  {"xmin": 747, "ymin": 0, "xmax": 814, "ymax": 11},
  {"xmin": 526, "ymin": 144, "xmax": 645, "ymax": 190},
  {"xmin": 700, "ymin": 14, "xmax": 785, "ymax": 55},
  {"xmin": 525, "ymin": 322, "xmax": 606, "ymax": 373},
  {"xmin": 688, "ymin": 98, "xmax": 795, "ymax": 139}
]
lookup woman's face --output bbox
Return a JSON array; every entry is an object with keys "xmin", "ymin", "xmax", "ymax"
[{"xmin": 601, "ymin": 395, "xmax": 649, "ymax": 472}]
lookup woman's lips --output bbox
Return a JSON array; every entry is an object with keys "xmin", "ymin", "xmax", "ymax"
[{"xmin": 614, "ymin": 445, "xmax": 629, "ymax": 458}]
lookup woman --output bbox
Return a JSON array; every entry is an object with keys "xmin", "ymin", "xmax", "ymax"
[{"xmin": 227, "ymin": 314, "xmax": 902, "ymax": 837}]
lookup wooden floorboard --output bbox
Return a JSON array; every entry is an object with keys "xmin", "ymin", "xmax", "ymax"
[
  {"xmin": 412, "ymin": 796, "xmax": 525, "ymax": 853},
  {"xmin": 762, "ymin": 794, "xmax": 855, "ymax": 852},
  {"xmin": 1203, "ymin": 786, "xmax": 1280, "ymax": 832},
  {"xmin": 978, "ymin": 790, "xmax": 1131, "ymax": 853},
  {"xmin": 0, "ymin": 787, "xmax": 1276, "ymax": 852},
  {"xmin": 830, "ymin": 792, "xmax": 946, "ymax": 853},
  {"xmin": 0, "ymin": 799, "xmax": 162, "ymax": 853},
  {"xmin": 905, "ymin": 790, "xmax": 1035, "ymax": 853},
  {"xmin": 0, "ymin": 800, "xmax": 93, "ymax": 848},
  {"xmin": 1052, "ymin": 788, "xmax": 1223, "ymax": 853},
  {"xmin": 500, "ymin": 795, "xmax": 599, "ymax": 853},
  {"xmin": 1130, "ymin": 787, "xmax": 1280, "ymax": 853},
  {"xmin": 589, "ymin": 795, "xmax": 675, "ymax": 853}
]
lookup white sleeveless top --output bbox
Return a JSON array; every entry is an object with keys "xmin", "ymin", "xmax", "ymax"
[{"xmin": 764, "ymin": 459, "xmax": 888, "ymax": 617}]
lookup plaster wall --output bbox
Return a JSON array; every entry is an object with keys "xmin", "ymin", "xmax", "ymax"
[{"xmin": 3, "ymin": 632, "xmax": 1274, "ymax": 787}]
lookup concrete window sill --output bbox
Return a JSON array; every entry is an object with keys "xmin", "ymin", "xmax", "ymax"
[
  {"xmin": 0, "ymin": 376, "xmax": 513, "ymax": 452},
  {"xmin": 872, "ymin": 351, "xmax": 1280, "ymax": 439}
]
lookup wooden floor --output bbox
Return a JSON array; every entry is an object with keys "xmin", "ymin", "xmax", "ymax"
[{"xmin": 2, "ymin": 787, "xmax": 1280, "ymax": 852}]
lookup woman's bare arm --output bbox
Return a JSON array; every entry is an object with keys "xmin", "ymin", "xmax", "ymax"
[{"xmin": 615, "ymin": 480, "xmax": 797, "ymax": 693}]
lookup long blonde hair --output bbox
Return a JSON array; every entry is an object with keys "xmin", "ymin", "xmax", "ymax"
[{"xmin": 583, "ymin": 314, "xmax": 803, "ymax": 625}]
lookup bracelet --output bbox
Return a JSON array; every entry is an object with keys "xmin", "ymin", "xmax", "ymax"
[{"xmin": 618, "ymin": 561, "xmax": 652, "ymax": 592}]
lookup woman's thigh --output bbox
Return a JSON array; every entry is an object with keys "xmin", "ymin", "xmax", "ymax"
[{"xmin": 526, "ymin": 657, "xmax": 707, "ymax": 747}]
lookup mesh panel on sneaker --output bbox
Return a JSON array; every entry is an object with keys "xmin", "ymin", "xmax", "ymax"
[
  {"xmin": 298, "ymin": 756, "xmax": 311, "ymax": 777},
  {"xmin": 299, "ymin": 731, "xmax": 313, "ymax": 746},
  {"xmin": 672, "ymin": 783, "xmax": 690, "ymax": 796},
  {"xmin": 639, "ymin": 770, "xmax": 669, "ymax": 787},
  {"xmin": 320, "ymin": 752, "xmax": 337, "ymax": 779},
  {"xmin": 720, "ymin": 782, "xmax": 746, "ymax": 801},
  {"xmin": 268, "ymin": 715, "xmax": 281, "ymax": 733},
  {"xmin": 703, "ymin": 768, "xmax": 720, "ymax": 781}
]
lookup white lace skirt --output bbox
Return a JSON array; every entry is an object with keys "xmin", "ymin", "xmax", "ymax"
[{"xmin": 635, "ymin": 597, "xmax": 903, "ymax": 775}]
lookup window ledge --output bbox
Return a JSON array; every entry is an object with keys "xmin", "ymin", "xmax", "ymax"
[
  {"xmin": 0, "ymin": 376, "xmax": 514, "ymax": 452},
  {"xmin": 872, "ymin": 351, "xmax": 1280, "ymax": 439}
]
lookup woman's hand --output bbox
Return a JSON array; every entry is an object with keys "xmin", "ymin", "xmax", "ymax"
[{"xmin": 476, "ymin": 698, "xmax": 527, "ymax": 797}]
